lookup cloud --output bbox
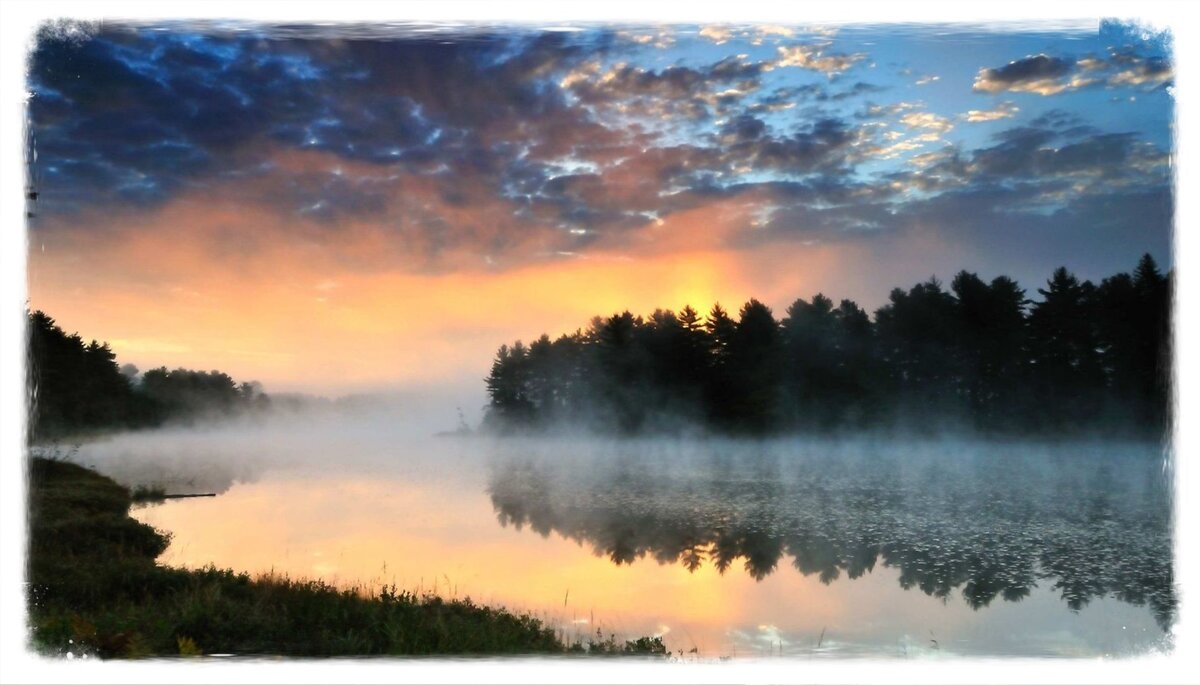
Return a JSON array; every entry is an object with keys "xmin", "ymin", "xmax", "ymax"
[
  {"xmin": 966, "ymin": 127, "xmax": 1167, "ymax": 184},
  {"xmin": 26, "ymin": 22, "xmax": 1171, "ymax": 300},
  {"xmin": 565, "ymin": 55, "xmax": 768, "ymax": 121},
  {"xmin": 747, "ymin": 87, "xmax": 806, "ymax": 113},
  {"xmin": 617, "ymin": 29, "xmax": 675, "ymax": 50},
  {"xmin": 1107, "ymin": 51, "xmax": 1173, "ymax": 87},
  {"xmin": 1027, "ymin": 109, "xmax": 1091, "ymax": 132},
  {"xmin": 556, "ymin": 53, "xmax": 782, "ymax": 130},
  {"xmin": 727, "ymin": 118, "xmax": 859, "ymax": 174},
  {"xmin": 973, "ymin": 50, "xmax": 1172, "ymax": 96},
  {"xmin": 750, "ymin": 25, "xmax": 796, "ymax": 44},
  {"xmin": 698, "ymin": 26, "xmax": 733, "ymax": 45},
  {"xmin": 28, "ymin": 24, "xmax": 888, "ymax": 257},
  {"xmin": 716, "ymin": 114, "xmax": 768, "ymax": 144},
  {"xmin": 962, "ymin": 101, "xmax": 1020, "ymax": 123},
  {"xmin": 746, "ymin": 82, "xmax": 883, "ymax": 114},
  {"xmin": 846, "ymin": 106, "xmax": 955, "ymax": 160},
  {"xmin": 915, "ymin": 75, "xmax": 940, "ymax": 86},
  {"xmin": 882, "ymin": 123, "xmax": 1171, "ymax": 218},
  {"xmin": 826, "ymin": 82, "xmax": 887, "ymax": 101},
  {"xmin": 697, "ymin": 24, "xmax": 803, "ymax": 47},
  {"xmin": 29, "ymin": 26, "xmax": 609, "ymax": 217},
  {"xmin": 773, "ymin": 44, "xmax": 867, "ymax": 75},
  {"xmin": 858, "ymin": 101, "xmax": 920, "ymax": 119},
  {"xmin": 973, "ymin": 54, "xmax": 1079, "ymax": 95},
  {"xmin": 899, "ymin": 111, "xmax": 954, "ymax": 134}
]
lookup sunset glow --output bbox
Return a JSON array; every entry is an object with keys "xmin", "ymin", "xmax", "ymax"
[{"xmin": 26, "ymin": 21, "xmax": 1172, "ymax": 395}]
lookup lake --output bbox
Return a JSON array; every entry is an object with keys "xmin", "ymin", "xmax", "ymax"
[{"xmin": 67, "ymin": 413, "xmax": 1174, "ymax": 658}]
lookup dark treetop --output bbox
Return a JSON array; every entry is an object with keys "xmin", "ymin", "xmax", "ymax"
[{"xmin": 484, "ymin": 255, "xmax": 1172, "ymax": 437}]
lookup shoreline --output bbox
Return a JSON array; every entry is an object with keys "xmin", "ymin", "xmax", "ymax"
[{"xmin": 24, "ymin": 456, "xmax": 666, "ymax": 659}]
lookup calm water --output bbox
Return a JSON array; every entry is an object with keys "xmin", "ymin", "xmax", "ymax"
[{"xmin": 69, "ymin": 415, "xmax": 1175, "ymax": 658}]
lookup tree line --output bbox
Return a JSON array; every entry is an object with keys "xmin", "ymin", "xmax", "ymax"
[
  {"xmin": 484, "ymin": 255, "xmax": 1172, "ymax": 436},
  {"xmin": 26, "ymin": 310, "xmax": 269, "ymax": 441}
]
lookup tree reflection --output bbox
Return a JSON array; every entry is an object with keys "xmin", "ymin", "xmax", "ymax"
[{"xmin": 488, "ymin": 445, "xmax": 1175, "ymax": 630}]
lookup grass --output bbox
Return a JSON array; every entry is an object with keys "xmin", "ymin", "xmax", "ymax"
[{"xmin": 26, "ymin": 457, "xmax": 667, "ymax": 659}]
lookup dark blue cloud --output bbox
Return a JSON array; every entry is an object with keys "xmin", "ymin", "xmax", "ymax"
[
  {"xmin": 972, "ymin": 47, "xmax": 1172, "ymax": 95},
  {"xmin": 25, "ymin": 22, "xmax": 1173, "ymax": 275},
  {"xmin": 28, "ymin": 25, "xmax": 599, "ymax": 218},
  {"xmin": 974, "ymin": 54, "xmax": 1073, "ymax": 91}
]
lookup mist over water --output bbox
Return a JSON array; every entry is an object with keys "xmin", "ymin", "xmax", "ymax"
[
  {"xmin": 488, "ymin": 436, "xmax": 1175, "ymax": 627},
  {"xmin": 47, "ymin": 393, "xmax": 483, "ymax": 493},
  {"xmin": 53, "ymin": 404, "xmax": 1175, "ymax": 658}
]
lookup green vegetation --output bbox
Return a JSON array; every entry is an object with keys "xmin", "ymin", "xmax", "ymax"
[{"xmin": 26, "ymin": 457, "xmax": 666, "ymax": 658}]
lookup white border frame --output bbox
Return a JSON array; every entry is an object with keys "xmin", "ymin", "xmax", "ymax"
[{"xmin": 1, "ymin": 2, "xmax": 1193, "ymax": 683}]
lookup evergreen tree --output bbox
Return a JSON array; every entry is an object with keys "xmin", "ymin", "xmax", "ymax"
[
  {"xmin": 26, "ymin": 310, "xmax": 268, "ymax": 440},
  {"xmin": 484, "ymin": 342, "xmax": 534, "ymax": 427},
  {"xmin": 727, "ymin": 299, "xmax": 780, "ymax": 432},
  {"xmin": 1028, "ymin": 268, "xmax": 1105, "ymax": 430},
  {"xmin": 874, "ymin": 278, "xmax": 960, "ymax": 428},
  {"xmin": 951, "ymin": 272, "xmax": 1029, "ymax": 429},
  {"xmin": 781, "ymin": 294, "xmax": 840, "ymax": 430},
  {"xmin": 703, "ymin": 304, "xmax": 738, "ymax": 427}
]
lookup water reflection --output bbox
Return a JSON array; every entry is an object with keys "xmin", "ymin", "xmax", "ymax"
[
  {"xmin": 488, "ymin": 440, "xmax": 1175, "ymax": 630},
  {"xmin": 101, "ymin": 425, "xmax": 1172, "ymax": 657}
]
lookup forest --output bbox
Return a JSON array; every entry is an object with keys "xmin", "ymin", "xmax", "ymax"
[
  {"xmin": 26, "ymin": 310, "xmax": 269, "ymax": 441},
  {"xmin": 484, "ymin": 255, "xmax": 1172, "ymax": 437}
]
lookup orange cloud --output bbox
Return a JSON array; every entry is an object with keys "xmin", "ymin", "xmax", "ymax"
[{"xmin": 28, "ymin": 161, "xmax": 966, "ymax": 394}]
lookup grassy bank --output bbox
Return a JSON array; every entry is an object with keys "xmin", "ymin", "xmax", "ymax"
[{"xmin": 26, "ymin": 457, "xmax": 666, "ymax": 658}]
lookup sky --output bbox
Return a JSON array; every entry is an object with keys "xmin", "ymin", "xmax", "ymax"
[{"xmin": 24, "ymin": 19, "xmax": 1174, "ymax": 395}]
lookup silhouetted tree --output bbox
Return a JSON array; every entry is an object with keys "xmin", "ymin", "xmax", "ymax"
[
  {"xmin": 484, "ymin": 342, "xmax": 534, "ymax": 428},
  {"xmin": 481, "ymin": 256, "xmax": 1172, "ymax": 438},
  {"xmin": 874, "ymin": 278, "xmax": 961, "ymax": 429},
  {"xmin": 1132, "ymin": 255, "xmax": 1172, "ymax": 430},
  {"xmin": 950, "ymin": 272, "xmax": 1030, "ymax": 430},
  {"xmin": 597, "ymin": 311, "xmax": 654, "ymax": 431},
  {"xmin": 26, "ymin": 310, "xmax": 269, "ymax": 440},
  {"xmin": 724, "ymin": 300, "xmax": 780, "ymax": 432},
  {"xmin": 26, "ymin": 311, "xmax": 139, "ymax": 439},
  {"xmin": 781, "ymin": 294, "xmax": 838, "ymax": 430},
  {"xmin": 832, "ymin": 299, "xmax": 880, "ymax": 427},
  {"xmin": 703, "ymin": 304, "xmax": 738, "ymax": 427},
  {"xmin": 1028, "ymin": 268, "xmax": 1105, "ymax": 431},
  {"xmin": 676, "ymin": 305, "xmax": 712, "ymax": 398}
]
